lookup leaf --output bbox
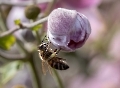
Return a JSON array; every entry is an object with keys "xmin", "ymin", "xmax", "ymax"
[
  {"xmin": 0, "ymin": 35, "xmax": 16, "ymax": 50},
  {"xmin": 0, "ymin": 61, "xmax": 23, "ymax": 85},
  {"xmin": 31, "ymin": 24, "xmax": 42, "ymax": 31},
  {"xmin": 14, "ymin": 19, "xmax": 21, "ymax": 25}
]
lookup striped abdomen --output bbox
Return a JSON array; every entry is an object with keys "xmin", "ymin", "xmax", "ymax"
[{"xmin": 48, "ymin": 57, "xmax": 69, "ymax": 70}]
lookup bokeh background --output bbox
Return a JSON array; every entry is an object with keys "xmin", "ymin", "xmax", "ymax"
[{"xmin": 0, "ymin": 0, "xmax": 120, "ymax": 88}]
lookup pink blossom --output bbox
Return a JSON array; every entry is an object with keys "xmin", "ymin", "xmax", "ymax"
[
  {"xmin": 60, "ymin": 0, "xmax": 102, "ymax": 8},
  {"xmin": 68, "ymin": 60, "xmax": 120, "ymax": 88},
  {"xmin": 55, "ymin": 0, "xmax": 106, "ymax": 42},
  {"xmin": 109, "ymin": 30, "xmax": 120, "ymax": 60},
  {"xmin": 47, "ymin": 8, "xmax": 91, "ymax": 51}
]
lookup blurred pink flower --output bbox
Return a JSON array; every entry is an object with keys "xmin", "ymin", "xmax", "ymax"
[
  {"xmin": 60, "ymin": 0, "xmax": 102, "ymax": 8},
  {"xmin": 68, "ymin": 60, "xmax": 120, "ymax": 88},
  {"xmin": 38, "ymin": 3, "xmax": 48, "ymax": 12},
  {"xmin": 47, "ymin": 8, "xmax": 91, "ymax": 51},
  {"xmin": 108, "ymin": 30, "xmax": 120, "ymax": 60}
]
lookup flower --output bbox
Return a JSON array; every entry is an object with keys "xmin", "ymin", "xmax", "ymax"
[
  {"xmin": 68, "ymin": 59, "xmax": 120, "ymax": 88},
  {"xmin": 55, "ymin": 0, "xmax": 106, "ymax": 43},
  {"xmin": 109, "ymin": 30, "xmax": 120, "ymax": 60},
  {"xmin": 47, "ymin": 8, "xmax": 91, "ymax": 51},
  {"xmin": 60, "ymin": 0, "xmax": 101, "ymax": 8}
]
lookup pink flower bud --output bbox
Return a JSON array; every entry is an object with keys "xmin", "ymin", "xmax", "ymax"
[{"xmin": 47, "ymin": 8, "xmax": 91, "ymax": 51}]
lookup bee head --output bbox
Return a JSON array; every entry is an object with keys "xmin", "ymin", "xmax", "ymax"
[{"xmin": 38, "ymin": 43, "xmax": 48, "ymax": 51}]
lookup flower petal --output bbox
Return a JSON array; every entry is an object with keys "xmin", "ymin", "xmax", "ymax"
[{"xmin": 47, "ymin": 8, "xmax": 91, "ymax": 51}]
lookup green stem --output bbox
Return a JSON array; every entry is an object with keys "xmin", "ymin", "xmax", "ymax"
[
  {"xmin": 0, "ymin": 26, "xmax": 20, "ymax": 38},
  {"xmin": 0, "ymin": 6, "xmax": 8, "ymax": 31},
  {"xmin": 35, "ymin": 31, "xmax": 41, "ymax": 44},
  {"xmin": 0, "ymin": 49, "xmax": 26, "ymax": 63},
  {"xmin": 52, "ymin": 69, "xmax": 64, "ymax": 88},
  {"xmin": 30, "ymin": 18, "xmax": 41, "ymax": 44},
  {"xmin": 28, "ymin": 54, "xmax": 41, "ymax": 88},
  {"xmin": 16, "ymin": 39, "xmax": 29, "ymax": 55},
  {"xmin": 44, "ymin": 0, "xmax": 57, "ymax": 17}
]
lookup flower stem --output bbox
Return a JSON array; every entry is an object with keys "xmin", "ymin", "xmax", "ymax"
[
  {"xmin": 0, "ymin": 17, "xmax": 48, "ymax": 38},
  {"xmin": 0, "ymin": 6, "xmax": 8, "ymax": 31},
  {"xmin": 28, "ymin": 54, "xmax": 42, "ymax": 88},
  {"xmin": 16, "ymin": 39, "xmax": 29, "ymax": 56},
  {"xmin": 35, "ymin": 31, "xmax": 41, "ymax": 44},
  {"xmin": 52, "ymin": 69, "xmax": 64, "ymax": 88},
  {"xmin": 43, "ymin": 0, "xmax": 57, "ymax": 17}
]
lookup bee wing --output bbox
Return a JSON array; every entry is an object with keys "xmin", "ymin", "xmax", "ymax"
[{"xmin": 42, "ymin": 61, "xmax": 49, "ymax": 75}]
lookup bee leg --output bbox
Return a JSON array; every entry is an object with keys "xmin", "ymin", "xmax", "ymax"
[
  {"xmin": 54, "ymin": 49, "xmax": 57, "ymax": 52},
  {"xmin": 51, "ymin": 48, "xmax": 61, "ymax": 57},
  {"xmin": 39, "ymin": 53, "xmax": 44, "ymax": 61},
  {"xmin": 41, "ymin": 35, "xmax": 47, "ymax": 43},
  {"xmin": 46, "ymin": 42, "xmax": 51, "ymax": 50},
  {"xmin": 47, "ymin": 37, "xmax": 52, "ymax": 45},
  {"xmin": 41, "ymin": 35, "xmax": 51, "ymax": 46},
  {"xmin": 44, "ymin": 36, "xmax": 51, "ymax": 48},
  {"xmin": 54, "ymin": 48, "xmax": 61, "ymax": 54},
  {"xmin": 41, "ymin": 35, "xmax": 51, "ymax": 45}
]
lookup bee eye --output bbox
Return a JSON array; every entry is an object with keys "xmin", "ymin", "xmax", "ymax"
[
  {"xmin": 44, "ymin": 44, "xmax": 46, "ymax": 46},
  {"xmin": 38, "ymin": 44, "xmax": 43, "ymax": 49},
  {"xmin": 38, "ymin": 45, "xmax": 41, "ymax": 49}
]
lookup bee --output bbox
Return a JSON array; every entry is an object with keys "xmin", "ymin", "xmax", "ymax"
[{"xmin": 38, "ymin": 37, "xmax": 69, "ymax": 75}]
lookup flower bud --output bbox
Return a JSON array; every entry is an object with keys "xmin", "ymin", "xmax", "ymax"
[
  {"xmin": 47, "ymin": 8, "xmax": 91, "ymax": 51},
  {"xmin": 25, "ymin": 5, "xmax": 41, "ymax": 20}
]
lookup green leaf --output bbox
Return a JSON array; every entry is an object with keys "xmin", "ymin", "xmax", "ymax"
[
  {"xmin": 0, "ymin": 35, "xmax": 16, "ymax": 50},
  {"xmin": 31, "ymin": 24, "xmax": 42, "ymax": 31},
  {"xmin": 0, "ymin": 61, "xmax": 23, "ymax": 85},
  {"xmin": 14, "ymin": 19, "xmax": 21, "ymax": 25}
]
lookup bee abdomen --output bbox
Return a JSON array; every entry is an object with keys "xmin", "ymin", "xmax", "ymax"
[{"xmin": 48, "ymin": 59, "xmax": 69, "ymax": 70}]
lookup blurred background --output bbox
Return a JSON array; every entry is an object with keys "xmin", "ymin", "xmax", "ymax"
[{"xmin": 0, "ymin": 0, "xmax": 120, "ymax": 88}]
